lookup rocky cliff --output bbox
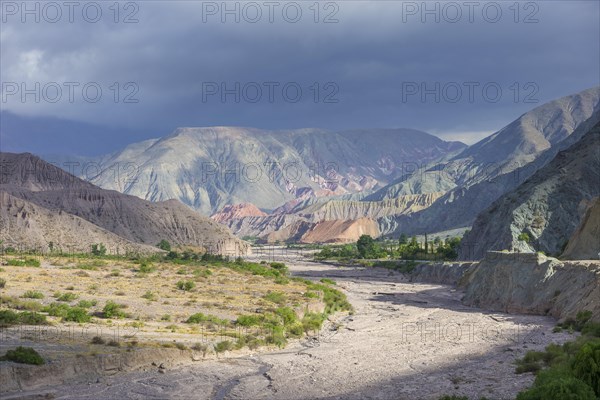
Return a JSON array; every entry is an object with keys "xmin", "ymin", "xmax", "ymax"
[
  {"xmin": 562, "ymin": 198, "xmax": 600, "ymax": 260},
  {"xmin": 411, "ymin": 252, "xmax": 600, "ymax": 322}
]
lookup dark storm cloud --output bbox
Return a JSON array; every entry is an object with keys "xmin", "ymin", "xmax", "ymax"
[{"xmin": 1, "ymin": 1, "xmax": 598, "ymax": 155}]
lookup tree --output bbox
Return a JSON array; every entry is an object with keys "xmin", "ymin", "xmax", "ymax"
[
  {"xmin": 398, "ymin": 233, "xmax": 408, "ymax": 245},
  {"xmin": 157, "ymin": 239, "xmax": 171, "ymax": 251},
  {"xmin": 356, "ymin": 235, "xmax": 376, "ymax": 259},
  {"xmin": 91, "ymin": 243, "xmax": 106, "ymax": 256},
  {"xmin": 424, "ymin": 233, "xmax": 429, "ymax": 254}
]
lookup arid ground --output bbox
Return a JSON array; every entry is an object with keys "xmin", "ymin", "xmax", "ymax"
[{"xmin": 2, "ymin": 250, "xmax": 574, "ymax": 400}]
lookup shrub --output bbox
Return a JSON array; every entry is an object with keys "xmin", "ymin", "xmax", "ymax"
[
  {"xmin": 518, "ymin": 232, "xmax": 531, "ymax": 243},
  {"xmin": 263, "ymin": 291, "xmax": 286, "ymax": 305},
  {"xmin": 160, "ymin": 314, "xmax": 171, "ymax": 321},
  {"xmin": 157, "ymin": 240, "xmax": 171, "ymax": 251},
  {"xmin": 0, "ymin": 278, "xmax": 5, "ymax": 288},
  {"xmin": 214, "ymin": 340, "xmax": 234, "ymax": 353},
  {"xmin": 77, "ymin": 300, "xmax": 97, "ymax": 308},
  {"xmin": 302, "ymin": 312, "xmax": 325, "ymax": 332},
  {"xmin": 56, "ymin": 292, "xmax": 78, "ymax": 302},
  {"xmin": 0, "ymin": 309, "xmax": 19, "ymax": 325},
  {"xmin": 572, "ymin": 341, "xmax": 600, "ymax": 396},
  {"xmin": 5, "ymin": 258, "xmax": 40, "ymax": 267},
  {"xmin": 138, "ymin": 261, "xmax": 156, "ymax": 274},
  {"xmin": 186, "ymin": 312, "xmax": 228, "ymax": 325},
  {"xmin": 236, "ymin": 314, "xmax": 263, "ymax": 327},
  {"xmin": 319, "ymin": 278, "xmax": 336, "ymax": 285},
  {"xmin": 21, "ymin": 291, "xmax": 44, "ymax": 299},
  {"xmin": 142, "ymin": 291, "xmax": 158, "ymax": 301},
  {"xmin": 275, "ymin": 307, "xmax": 297, "ymax": 326},
  {"xmin": 18, "ymin": 312, "xmax": 47, "ymax": 325},
  {"xmin": 64, "ymin": 307, "xmax": 92, "ymax": 323},
  {"xmin": 91, "ymin": 336, "xmax": 105, "ymax": 344},
  {"xmin": 0, "ymin": 346, "xmax": 44, "ymax": 365},
  {"xmin": 516, "ymin": 376, "xmax": 595, "ymax": 400},
  {"xmin": 102, "ymin": 301, "xmax": 127, "ymax": 319},
  {"xmin": 176, "ymin": 280, "xmax": 195, "ymax": 291}
]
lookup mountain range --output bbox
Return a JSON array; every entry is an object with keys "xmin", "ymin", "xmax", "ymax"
[{"xmin": 40, "ymin": 86, "xmax": 600, "ymax": 255}]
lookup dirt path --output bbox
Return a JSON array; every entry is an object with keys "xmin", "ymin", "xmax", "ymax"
[{"xmin": 6, "ymin": 252, "xmax": 573, "ymax": 400}]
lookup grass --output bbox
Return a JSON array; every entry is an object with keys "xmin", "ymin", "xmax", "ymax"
[
  {"xmin": 0, "ymin": 346, "xmax": 44, "ymax": 365},
  {"xmin": 141, "ymin": 291, "xmax": 158, "ymax": 301},
  {"xmin": 263, "ymin": 291, "xmax": 286, "ymax": 305}
]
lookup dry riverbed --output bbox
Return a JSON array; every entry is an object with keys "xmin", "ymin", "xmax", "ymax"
[{"xmin": 1, "ymin": 251, "xmax": 574, "ymax": 399}]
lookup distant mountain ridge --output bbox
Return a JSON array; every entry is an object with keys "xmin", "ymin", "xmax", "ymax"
[{"xmin": 66, "ymin": 127, "xmax": 465, "ymax": 215}]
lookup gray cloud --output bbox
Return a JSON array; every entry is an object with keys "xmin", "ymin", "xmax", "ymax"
[{"xmin": 1, "ymin": 1, "xmax": 598, "ymax": 155}]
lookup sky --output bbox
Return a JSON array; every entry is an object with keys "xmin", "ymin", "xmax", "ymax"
[{"xmin": 1, "ymin": 0, "xmax": 599, "ymax": 156}]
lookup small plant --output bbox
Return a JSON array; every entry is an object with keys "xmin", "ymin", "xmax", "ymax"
[
  {"xmin": 138, "ymin": 261, "xmax": 156, "ymax": 274},
  {"xmin": 160, "ymin": 314, "xmax": 172, "ymax": 321},
  {"xmin": 0, "ymin": 346, "xmax": 44, "ymax": 365},
  {"xmin": 142, "ymin": 291, "xmax": 158, "ymax": 301},
  {"xmin": 319, "ymin": 278, "xmax": 336, "ymax": 285},
  {"xmin": 102, "ymin": 301, "xmax": 127, "ymax": 319},
  {"xmin": 214, "ymin": 340, "xmax": 233, "ymax": 353},
  {"xmin": 91, "ymin": 336, "xmax": 105, "ymax": 344},
  {"xmin": 263, "ymin": 291, "xmax": 286, "ymax": 305},
  {"xmin": 518, "ymin": 232, "xmax": 531, "ymax": 243},
  {"xmin": 21, "ymin": 291, "xmax": 44, "ymax": 299},
  {"xmin": 0, "ymin": 278, "xmax": 6, "ymax": 288},
  {"xmin": 107, "ymin": 340, "xmax": 120, "ymax": 347},
  {"xmin": 186, "ymin": 312, "xmax": 228, "ymax": 325},
  {"xmin": 157, "ymin": 240, "xmax": 171, "ymax": 251},
  {"xmin": 175, "ymin": 342, "xmax": 188, "ymax": 350},
  {"xmin": 91, "ymin": 243, "xmax": 107, "ymax": 256},
  {"xmin": 56, "ymin": 292, "xmax": 78, "ymax": 302},
  {"xmin": 176, "ymin": 280, "xmax": 195, "ymax": 291},
  {"xmin": 77, "ymin": 299, "xmax": 97, "ymax": 308}
]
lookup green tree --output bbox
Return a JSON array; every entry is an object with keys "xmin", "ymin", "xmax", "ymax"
[
  {"xmin": 91, "ymin": 243, "xmax": 106, "ymax": 256},
  {"xmin": 356, "ymin": 235, "xmax": 376, "ymax": 259},
  {"xmin": 398, "ymin": 233, "xmax": 408, "ymax": 245}
]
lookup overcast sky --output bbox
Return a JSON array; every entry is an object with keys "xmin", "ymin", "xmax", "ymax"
[{"xmin": 1, "ymin": 0, "xmax": 598, "ymax": 155}]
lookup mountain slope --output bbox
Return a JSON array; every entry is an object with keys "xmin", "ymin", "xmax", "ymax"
[
  {"xmin": 79, "ymin": 127, "xmax": 465, "ymax": 214},
  {"xmin": 562, "ymin": 198, "xmax": 600, "ymax": 260},
  {"xmin": 0, "ymin": 192, "xmax": 157, "ymax": 254},
  {"xmin": 458, "ymin": 121, "xmax": 600, "ymax": 260},
  {"xmin": 0, "ymin": 153, "xmax": 249, "ymax": 255}
]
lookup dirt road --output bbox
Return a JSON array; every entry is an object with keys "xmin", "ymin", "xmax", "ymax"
[{"xmin": 6, "ymin": 252, "xmax": 571, "ymax": 400}]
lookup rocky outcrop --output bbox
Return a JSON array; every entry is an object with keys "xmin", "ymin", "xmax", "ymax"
[
  {"xmin": 562, "ymin": 198, "xmax": 600, "ymax": 260},
  {"xmin": 462, "ymin": 252, "xmax": 600, "ymax": 322},
  {"xmin": 410, "ymin": 261, "xmax": 478, "ymax": 286},
  {"xmin": 299, "ymin": 218, "xmax": 380, "ymax": 244},
  {"xmin": 0, "ymin": 153, "xmax": 249, "ymax": 256},
  {"xmin": 211, "ymin": 203, "xmax": 268, "ymax": 223}
]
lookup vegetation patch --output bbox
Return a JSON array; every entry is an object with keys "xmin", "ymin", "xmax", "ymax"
[{"xmin": 0, "ymin": 346, "xmax": 45, "ymax": 365}]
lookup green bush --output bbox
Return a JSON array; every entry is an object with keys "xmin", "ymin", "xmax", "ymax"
[
  {"xmin": 64, "ymin": 307, "xmax": 92, "ymax": 323},
  {"xmin": 518, "ymin": 232, "xmax": 531, "ymax": 243},
  {"xmin": 516, "ymin": 376, "xmax": 595, "ymax": 400},
  {"xmin": 157, "ymin": 240, "xmax": 171, "ymax": 251},
  {"xmin": 263, "ymin": 291, "xmax": 286, "ymax": 305},
  {"xmin": 0, "ymin": 278, "xmax": 6, "ymax": 288},
  {"xmin": 21, "ymin": 291, "xmax": 44, "ymax": 299},
  {"xmin": 77, "ymin": 299, "xmax": 97, "ymax": 308},
  {"xmin": 186, "ymin": 312, "xmax": 228, "ymax": 325},
  {"xmin": 0, "ymin": 309, "xmax": 19, "ymax": 325},
  {"xmin": 56, "ymin": 292, "xmax": 78, "ymax": 302},
  {"xmin": 18, "ymin": 312, "xmax": 47, "ymax": 325},
  {"xmin": 176, "ymin": 280, "xmax": 195, "ymax": 291},
  {"xmin": 572, "ymin": 341, "xmax": 600, "ymax": 396},
  {"xmin": 0, "ymin": 346, "xmax": 44, "ymax": 365},
  {"xmin": 5, "ymin": 258, "xmax": 40, "ymax": 267},
  {"xmin": 102, "ymin": 301, "xmax": 127, "ymax": 319},
  {"xmin": 319, "ymin": 278, "xmax": 336, "ymax": 285},
  {"xmin": 214, "ymin": 340, "xmax": 233, "ymax": 353},
  {"xmin": 275, "ymin": 307, "xmax": 297, "ymax": 326},
  {"xmin": 236, "ymin": 314, "xmax": 263, "ymax": 327},
  {"xmin": 302, "ymin": 312, "xmax": 325, "ymax": 332}
]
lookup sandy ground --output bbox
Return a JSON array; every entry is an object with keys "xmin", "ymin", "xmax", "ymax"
[{"xmin": 4, "ymin": 251, "xmax": 573, "ymax": 400}]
